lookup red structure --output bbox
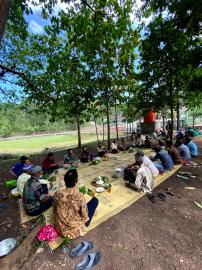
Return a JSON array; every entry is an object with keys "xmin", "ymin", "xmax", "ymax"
[{"xmin": 144, "ymin": 109, "xmax": 157, "ymax": 123}]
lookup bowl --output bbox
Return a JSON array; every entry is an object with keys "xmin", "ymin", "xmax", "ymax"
[
  {"xmin": 96, "ymin": 180, "xmax": 104, "ymax": 185},
  {"xmin": 0, "ymin": 238, "xmax": 16, "ymax": 257},
  {"xmin": 115, "ymin": 168, "xmax": 122, "ymax": 172},
  {"xmin": 96, "ymin": 187, "xmax": 105, "ymax": 193}
]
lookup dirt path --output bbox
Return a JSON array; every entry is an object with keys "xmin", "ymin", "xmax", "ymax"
[{"xmin": 1, "ymin": 141, "xmax": 202, "ymax": 270}]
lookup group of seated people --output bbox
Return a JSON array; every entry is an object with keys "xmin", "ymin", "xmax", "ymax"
[
  {"xmin": 9, "ymin": 133, "xmax": 198, "ymax": 240},
  {"xmin": 124, "ymin": 134, "xmax": 198, "ymax": 193},
  {"xmin": 10, "ymin": 154, "xmax": 99, "ymax": 239}
]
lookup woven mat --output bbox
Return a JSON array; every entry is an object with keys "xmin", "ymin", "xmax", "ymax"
[
  {"xmin": 42, "ymin": 151, "xmax": 181, "ymax": 250},
  {"xmin": 19, "ymin": 199, "xmax": 41, "ymax": 224}
]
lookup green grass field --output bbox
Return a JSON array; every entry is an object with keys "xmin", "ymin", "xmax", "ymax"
[
  {"xmin": 0, "ymin": 131, "xmax": 122, "ymax": 155},
  {"xmin": 0, "ymin": 133, "xmax": 99, "ymax": 155}
]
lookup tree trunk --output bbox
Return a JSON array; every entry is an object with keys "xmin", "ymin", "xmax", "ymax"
[
  {"xmin": 106, "ymin": 101, "xmax": 110, "ymax": 150},
  {"xmin": 162, "ymin": 114, "xmax": 165, "ymax": 131},
  {"xmin": 114, "ymin": 102, "xmax": 119, "ymax": 140},
  {"xmin": 102, "ymin": 115, "xmax": 104, "ymax": 142},
  {"xmin": 176, "ymin": 104, "xmax": 180, "ymax": 131},
  {"xmin": 192, "ymin": 113, "xmax": 196, "ymax": 128},
  {"xmin": 0, "ymin": 0, "xmax": 11, "ymax": 44},
  {"xmin": 76, "ymin": 113, "xmax": 81, "ymax": 148},
  {"xmin": 169, "ymin": 88, "xmax": 174, "ymax": 143},
  {"xmin": 126, "ymin": 120, "xmax": 129, "ymax": 139},
  {"xmin": 94, "ymin": 117, "xmax": 99, "ymax": 144}
]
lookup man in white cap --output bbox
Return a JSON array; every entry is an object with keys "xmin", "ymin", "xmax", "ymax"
[{"xmin": 23, "ymin": 166, "xmax": 53, "ymax": 216}]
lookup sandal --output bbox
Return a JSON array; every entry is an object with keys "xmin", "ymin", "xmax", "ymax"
[
  {"xmin": 146, "ymin": 192, "xmax": 157, "ymax": 203},
  {"xmin": 157, "ymin": 191, "xmax": 166, "ymax": 201},
  {"xmin": 69, "ymin": 241, "xmax": 94, "ymax": 258},
  {"xmin": 76, "ymin": 252, "xmax": 101, "ymax": 270}
]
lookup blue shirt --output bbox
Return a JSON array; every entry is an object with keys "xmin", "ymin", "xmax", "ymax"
[
  {"xmin": 12, "ymin": 162, "xmax": 24, "ymax": 177},
  {"xmin": 187, "ymin": 141, "xmax": 198, "ymax": 157},
  {"xmin": 155, "ymin": 150, "xmax": 174, "ymax": 170},
  {"xmin": 178, "ymin": 144, "xmax": 191, "ymax": 161}
]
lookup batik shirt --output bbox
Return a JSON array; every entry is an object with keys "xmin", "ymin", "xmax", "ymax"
[
  {"xmin": 53, "ymin": 187, "xmax": 88, "ymax": 239},
  {"xmin": 23, "ymin": 176, "xmax": 46, "ymax": 212}
]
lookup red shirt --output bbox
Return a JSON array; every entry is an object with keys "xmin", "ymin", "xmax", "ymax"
[{"xmin": 42, "ymin": 158, "xmax": 55, "ymax": 170}]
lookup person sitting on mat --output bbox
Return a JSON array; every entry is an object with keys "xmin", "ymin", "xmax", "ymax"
[
  {"xmin": 152, "ymin": 144, "xmax": 174, "ymax": 172},
  {"xmin": 97, "ymin": 143, "xmax": 107, "ymax": 157},
  {"xmin": 111, "ymin": 140, "xmax": 119, "ymax": 154},
  {"xmin": 135, "ymin": 150, "xmax": 159, "ymax": 177},
  {"xmin": 42, "ymin": 152, "xmax": 59, "ymax": 174},
  {"xmin": 175, "ymin": 139, "xmax": 191, "ymax": 162},
  {"xmin": 10, "ymin": 156, "xmax": 30, "ymax": 178},
  {"xmin": 23, "ymin": 166, "xmax": 53, "ymax": 216},
  {"xmin": 80, "ymin": 146, "xmax": 93, "ymax": 163},
  {"xmin": 184, "ymin": 136, "xmax": 198, "ymax": 158},
  {"xmin": 124, "ymin": 157, "xmax": 153, "ymax": 193},
  {"xmin": 64, "ymin": 149, "xmax": 79, "ymax": 167},
  {"xmin": 18, "ymin": 165, "xmax": 51, "ymax": 195},
  {"xmin": 144, "ymin": 136, "xmax": 152, "ymax": 148},
  {"xmin": 166, "ymin": 140, "xmax": 181, "ymax": 165},
  {"xmin": 53, "ymin": 169, "xmax": 99, "ymax": 239}
]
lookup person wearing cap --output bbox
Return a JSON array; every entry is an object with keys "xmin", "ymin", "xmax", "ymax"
[
  {"xmin": 53, "ymin": 169, "xmax": 99, "ymax": 239},
  {"xmin": 17, "ymin": 164, "xmax": 51, "ymax": 196},
  {"xmin": 23, "ymin": 166, "xmax": 53, "ymax": 216},
  {"xmin": 10, "ymin": 156, "xmax": 30, "ymax": 178},
  {"xmin": 135, "ymin": 150, "xmax": 159, "ymax": 177}
]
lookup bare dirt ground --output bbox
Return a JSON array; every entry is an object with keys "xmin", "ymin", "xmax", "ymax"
[{"xmin": 1, "ymin": 139, "xmax": 202, "ymax": 270}]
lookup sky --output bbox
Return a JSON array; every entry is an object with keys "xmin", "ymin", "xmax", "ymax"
[
  {"xmin": 25, "ymin": 0, "xmax": 150, "ymax": 34},
  {"xmin": 0, "ymin": 0, "xmax": 151, "ymax": 102}
]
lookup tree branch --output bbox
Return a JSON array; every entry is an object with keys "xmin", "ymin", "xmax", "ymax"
[{"xmin": 0, "ymin": 64, "xmax": 56, "ymax": 101}]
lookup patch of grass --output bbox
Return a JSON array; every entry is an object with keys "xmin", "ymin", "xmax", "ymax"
[
  {"xmin": 0, "ymin": 131, "xmax": 124, "ymax": 155},
  {"xmin": 0, "ymin": 133, "xmax": 98, "ymax": 155}
]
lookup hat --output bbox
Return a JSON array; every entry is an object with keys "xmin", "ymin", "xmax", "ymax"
[
  {"xmin": 135, "ymin": 150, "xmax": 144, "ymax": 157},
  {"xmin": 23, "ymin": 164, "xmax": 33, "ymax": 171},
  {"xmin": 31, "ymin": 166, "xmax": 42, "ymax": 175}
]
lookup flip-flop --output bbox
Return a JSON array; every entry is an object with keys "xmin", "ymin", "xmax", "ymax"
[
  {"xmin": 146, "ymin": 192, "xmax": 157, "ymax": 203},
  {"xmin": 69, "ymin": 241, "xmax": 94, "ymax": 258},
  {"xmin": 76, "ymin": 252, "xmax": 101, "ymax": 270},
  {"xmin": 157, "ymin": 192, "xmax": 166, "ymax": 201}
]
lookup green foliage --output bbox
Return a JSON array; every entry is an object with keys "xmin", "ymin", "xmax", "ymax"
[{"xmin": 0, "ymin": 103, "xmax": 69, "ymax": 137}]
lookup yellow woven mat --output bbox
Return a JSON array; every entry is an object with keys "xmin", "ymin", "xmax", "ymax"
[
  {"xmin": 19, "ymin": 199, "xmax": 41, "ymax": 224},
  {"xmin": 43, "ymin": 151, "xmax": 181, "ymax": 250}
]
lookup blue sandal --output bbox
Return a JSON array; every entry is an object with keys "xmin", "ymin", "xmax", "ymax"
[
  {"xmin": 69, "ymin": 241, "xmax": 94, "ymax": 258},
  {"xmin": 76, "ymin": 252, "xmax": 101, "ymax": 270}
]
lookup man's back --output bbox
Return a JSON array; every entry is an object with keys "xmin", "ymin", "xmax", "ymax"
[
  {"xmin": 178, "ymin": 144, "xmax": 191, "ymax": 161},
  {"xmin": 143, "ymin": 156, "xmax": 159, "ymax": 177}
]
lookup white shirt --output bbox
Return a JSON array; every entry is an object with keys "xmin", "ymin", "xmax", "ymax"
[
  {"xmin": 111, "ymin": 143, "xmax": 118, "ymax": 150},
  {"xmin": 134, "ymin": 165, "xmax": 153, "ymax": 192},
  {"xmin": 143, "ymin": 156, "xmax": 159, "ymax": 177},
  {"xmin": 17, "ymin": 173, "xmax": 31, "ymax": 195}
]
